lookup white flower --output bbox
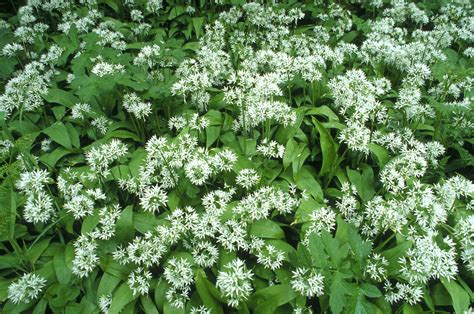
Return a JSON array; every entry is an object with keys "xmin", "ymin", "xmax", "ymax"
[
  {"xmin": 190, "ymin": 305, "xmax": 211, "ymax": 314},
  {"xmin": 192, "ymin": 241, "xmax": 219, "ymax": 268},
  {"xmin": 123, "ymin": 92, "xmax": 152, "ymax": 120},
  {"xmin": 98, "ymin": 294, "xmax": 112, "ymax": 313},
  {"xmin": 164, "ymin": 258, "xmax": 194, "ymax": 290},
  {"xmin": 384, "ymin": 281, "xmax": 423, "ymax": 305},
  {"xmin": 236, "ymin": 168, "xmax": 260, "ymax": 189},
  {"xmin": 8, "ymin": 273, "xmax": 46, "ymax": 304},
  {"xmin": 91, "ymin": 204, "xmax": 122, "ymax": 240},
  {"xmin": 85, "ymin": 139, "xmax": 128, "ymax": 176},
  {"xmin": 257, "ymin": 139, "xmax": 285, "ymax": 159},
  {"xmin": 185, "ymin": 157, "xmax": 212, "ymax": 185},
  {"xmin": 128, "ymin": 268, "xmax": 152, "ymax": 296},
  {"xmin": 91, "ymin": 59, "xmax": 125, "ymax": 77},
  {"xmin": 255, "ymin": 244, "xmax": 285, "ymax": 270},
  {"xmin": 365, "ymin": 253, "xmax": 388, "ymax": 282},
  {"xmin": 291, "ymin": 267, "xmax": 325, "ymax": 297},
  {"xmin": 216, "ymin": 258, "xmax": 254, "ymax": 307},
  {"xmin": 71, "ymin": 103, "xmax": 91, "ymax": 120},
  {"xmin": 72, "ymin": 234, "xmax": 99, "ymax": 278},
  {"xmin": 140, "ymin": 185, "xmax": 168, "ymax": 213},
  {"xmin": 134, "ymin": 44, "xmax": 161, "ymax": 68},
  {"xmin": 303, "ymin": 206, "xmax": 337, "ymax": 245},
  {"xmin": 91, "ymin": 116, "xmax": 112, "ymax": 135}
]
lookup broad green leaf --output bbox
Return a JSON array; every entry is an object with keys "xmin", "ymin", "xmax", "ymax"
[
  {"xmin": 250, "ymin": 219, "xmax": 285, "ymax": 239},
  {"xmin": 115, "ymin": 205, "xmax": 134, "ymax": 243},
  {"xmin": 294, "ymin": 166, "xmax": 323, "ymax": 202},
  {"xmin": 380, "ymin": 240, "xmax": 412, "ymax": 276},
  {"xmin": 313, "ymin": 118, "xmax": 337, "ymax": 175},
  {"xmin": 40, "ymin": 147, "xmax": 72, "ymax": 169},
  {"xmin": 43, "ymin": 122, "xmax": 72, "ymax": 149},
  {"xmin": 368, "ymin": 143, "xmax": 390, "ymax": 167},
  {"xmin": 206, "ymin": 125, "xmax": 221, "ymax": 147},
  {"xmin": 329, "ymin": 271, "xmax": 353, "ymax": 314},
  {"xmin": 402, "ymin": 304, "xmax": 424, "ymax": 314},
  {"xmin": 27, "ymin": 237, "xmax": 52, "ymax": 263},
  {"xmin": 250, "ymin": 284, "xmax": 296, "ymax": 314},
  {"xmin": 195, "ymin": 270, "xmax": 224, "ymax": 314},
  {"xmin": 141, "ymin": 295, "xmax": 159, "ymax": 314},
  {"xmin": 192, "ymin": 17, "xmax": 205, "ymax": 38},
  {"xmin": 65, "ymin": 122, "xmax": 81, "ymax": 148},
  {"xmin": 97, "ymin": 272, "xmax": 121, "ymax": 298},
  {"xmin": 346, "ymin": 165, "xmax": 375, "ymax": 202},
  {"xmin": 109, "ymin": 282, "xmax": 137, "ymax": 313},
  {"xmin": 361, "ymin": 283, "xmax": 382, "ymax": 298},
  {"xmin": 42, "ymin": 88, "xmax": 80, "ymax": 108},
  {"xmin": 53, "ymin": 246, "xmax": 72, "ymax": 285},
  {"xmin": 441, "ymin": 278, "xmax": 470, "ymax": 314}
]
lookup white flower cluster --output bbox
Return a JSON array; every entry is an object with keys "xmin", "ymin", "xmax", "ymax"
[
  {"xmin": 291, "ymin": 267, "xmax": 325, "ymax": 298},
  {"xmin": 91, "ymin": 58, "xmax": 125, "ymax": 77},
  {"xmin": 365, "ymin": 253, "xmax": 388, "ymax": 282},
  {"xmin": 400, "ymin": 234, "xmax": 458, "ymax": 284},
  {"xmin": 123, "ymin": 92, "xmax": 152, "ymax": 120},
  {"xmin": 172, "ymin": 4, "xmax": 354, "ymax": 132},
  {"xmin": 257, "ymin": 139, "xmax": 285, "ymax": 159},
  {"xmin": 16, "ymin": 169, "xmax": 55, "ymax": 223},
  {"xmin": 235, "ymin": 168, "xmax": 260, "ymax": 189},
  {"xmin": 8, "ymin": 273, "xmax": 47, "ymax": 304},
  {"xmin": 164, "ymin": 258, "xmax": 194, "ymax": 308},
  {"xmin": 0, "ymin": 139, "xmax": 13, "ymax": 157},
  {"xmin": 85, "ymin": 139, "xmax": 128, "ymax": 176},
  {"xmin": 0, "ymin": 62, "xmax": 53, "ymax": 117},
  {"xmin": 128, "ymin": 267, "xmax": 152, "ymax": 296},
  {"xmin": 72, "ymin": 234, "xmax": 99, "ymax": 278},
  {"xmin": 216, "ymin": 258, "xmax": 254, "ymax": 307},
  {"xmin": 133, "ymin": 44, "xmax": 161, "ymax": 69},
  {"xmin": 168, "ymin": 113, "xmax": 210, "ymax": 132},
  {"xmin": 302, "ymin": 206, "xmax": 336, "ymax": 245},
  {"xmin": 329, "ymin": 69, "xmax": 391, "ymax": 154}
]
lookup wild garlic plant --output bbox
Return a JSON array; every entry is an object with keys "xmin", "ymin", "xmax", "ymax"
[{"xmin": 0, "ymin": 1, "xmax": 472, "ymax": 313}]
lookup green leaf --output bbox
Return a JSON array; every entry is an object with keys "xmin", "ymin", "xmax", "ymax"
[
  {"xmin": 141, "ymin": 295, "xmax": 159, "ymax": 314},
  {"xmin": 65, "ymin": 122, "xmax": 81, "ymax": 148},
  {"xmin": 109, "ymin": 282, "xmax": 137, "ymax": 313},
  {"xmin": 294, "ymin": 166, "xmax": 323, "ymax": 202},
  {"xmin": 250, "ymin": 219, "xmax": 285, "ymax": 239},
  {"xmin": 97, "ymin": 272, "xmax": 121, "ymax": 298},
  {"xmin": 250, "ymin": 284, "xmax": 296, "ymax": 314},
  {"xmin": 368, "ymin": 143, "xmax": 390, "ymax": 167},
  {"xmin": 329, "ymin": 271, "xmax": 353, "ymax": 314},
  {"xmin": 441, "ymin": 278, "xmax": 470, "ymax": 314},
  {"xmin": 43, "ymin": 122, "xmax": 72, "ymax": 149},
  {"xmin": 313, "ymin": 118, "xmax": 337, "ymax": 175},
  {"xmin": 346, "ymin": 165, "xmax": 375, "ymax": 202},
  {"xmin": 105, "ymin": 130, "xmax": 142, "ymax": 142},
  {"xmin": 195, "ymin": 270, "xmax": 224, "ymax": 314},
  {"xmin": 42, "ymin": 88, "xmax": 79, "ymax": 108},
  {"xmin": 163, "ymin": 301, "xmax": 185, "ymax": 314},
  {"xmin": 361, "ymin": 283, "xmax": 382, "ymax": 298},
  {"xmin": 283, "ymin": 138, "xmax": 297, "ymax": 169},
  {"xmin": 53, "ymin": 246, "xmax": 72, "ymax": 285},
  {"xmin": 39, "ymin": 147, "xmax": 72, "ymax": 169},
  {"xmin": 348, "ymin": 287, "xmax": 372, "ymax": 314},
  {"xmin": 206, "ymin": 125, "xmax": 221, "ymax": 147},
  {"xmin": 380, "ymin": 240, "xmax": 411, "ymax": 276},
  {"xmin": 27, "ymin": 237, "xmax": 52, "ymax": 263},
  {"xmin": 115, "ymin": 205, "xmax": 134, "ymax": 243},
  {"xmin": 192, "ymin": 17, "xmax": 205, "ymax": 38},
  {"xmin": 402, "ymin": 304, "xmax": 424, "ymax": 314}
]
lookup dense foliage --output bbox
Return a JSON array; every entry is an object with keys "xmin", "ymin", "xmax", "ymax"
[{"xmin": 0, "ymin": 0, "xmax": 473, "ymax": 313}]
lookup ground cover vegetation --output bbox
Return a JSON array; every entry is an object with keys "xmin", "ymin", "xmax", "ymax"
[{"xmin": 0, "ymin": 0, "xmax": 473, "ymax": 313}]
